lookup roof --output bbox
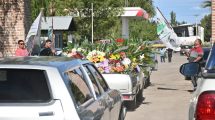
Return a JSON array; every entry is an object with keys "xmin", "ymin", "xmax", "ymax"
[
  {"xmin": 0, "ymin": 56, "xmax": 89, "ymax": 69},
  {"xmin": 41, "ymin": 16, "xmax": 75, "ymax": 31},
  {"xmin": 121, "ymin": 7, "xmax": 149, "ymax": 19}
]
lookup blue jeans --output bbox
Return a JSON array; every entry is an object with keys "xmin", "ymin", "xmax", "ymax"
[{"xmin": 160, "ymin": 56, "xmax": 165, "ymax": 62}]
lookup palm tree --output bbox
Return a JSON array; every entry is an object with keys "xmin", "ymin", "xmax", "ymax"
[{"xmin": 201, "ymin": 0, "xmax": 211, "ymax": 8}]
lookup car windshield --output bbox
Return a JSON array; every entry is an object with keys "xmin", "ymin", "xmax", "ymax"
[{"xmin": 205, "ymin": 44, "xmax": 215, "ymax": 70}]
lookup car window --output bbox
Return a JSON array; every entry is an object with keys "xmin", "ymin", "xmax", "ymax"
[
  {"xmin": 87, "ymin": 65, "xmax": 109, "ymax": 92},
  {"xmin": 67, "ymin": 68, "xmax": 93, "ymax": 106},
  {"xmin": 83, "ymin": 66, "xmax": 102, "ymax": 97},
  {"xmin": 0, "ymin": 69, "xmax": 51, "ymax": 102}
]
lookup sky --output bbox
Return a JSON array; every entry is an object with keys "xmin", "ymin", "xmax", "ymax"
[{"xmin": 153, "ymin": 0, "xmax": 211, "ymax": 24}]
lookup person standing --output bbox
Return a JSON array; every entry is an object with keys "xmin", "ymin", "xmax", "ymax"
[
  {"xmin": 167, "ymin": 48, "xmax": 173, "ymax": 62},
  {"xmin": 15, "ymin": 40, "xmax": 29, "ymax": 56},
  {"xmin": 186, "ymin": 39, "xmax": 203, "ymax": 90},
  {"xmin": 186, "ymin": 39, "xmax": 203, "ymax": 62},
  {"xmin": 40, "ymin": 39, "xmax": 56, "ymax": 56},
  {"xmin": 159, "ymin": 48, "xmax": 166, "ymax": 62}
]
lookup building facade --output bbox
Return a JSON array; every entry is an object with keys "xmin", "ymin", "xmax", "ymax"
[{"xmin": 0, "ymin": 0, "xmax": 31, "ymax": 56}]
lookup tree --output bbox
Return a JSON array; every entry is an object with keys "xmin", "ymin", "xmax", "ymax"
[
  {"xmin": 201, "ymin": 14, "xmax": 211, "ymax": 42},
  {"xmin": 126, "ymin": 0, "xmax": 157, "ymax": 41},
  {"xmin": 129, "ymin": 20, "xmax": 157, "ymax": 41},
  {"xmin": 128, "ymin": 0, "xmax": 155, "ymax": 17},
  {"xmin": 170, "ymin": 11, "xmax": 177, "ymax": 27},
  {"xmin": 200, "ymin": 0, "xmax": 211, "ymax": 42},
  {"xmin": 31, "ymin": 0, "xmax": 123, "ymax": 41},
  {"xmin": 201, "ymin": 0, "xmax": 211, "ymax": 8},
  {"xmin": 177, "ymin": 21, "xmax": 187, "ymax": 25}
]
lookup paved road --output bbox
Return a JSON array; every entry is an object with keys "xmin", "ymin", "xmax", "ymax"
[{"xmin": 125, "ymin": 53, "xmax": 193, "ymax": 120}]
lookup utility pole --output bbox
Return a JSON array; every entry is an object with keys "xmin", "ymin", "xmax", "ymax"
[
  {"xmin": 91, "ymin": 3, "xmax": 94, "ymax": 43},
  {"xmin": 125, "ymin": 0, "xmax": 128, "ymax": 7},
  {"xmin": 194, "ymin": 14, "xmax": 199, "ymax": 38}
]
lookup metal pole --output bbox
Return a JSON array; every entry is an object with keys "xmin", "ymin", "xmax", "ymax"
[
  {"xmin": 91, "ymin": 3, "xmax": 94, "ymax": 43},
  {"xmin": 194, "ymin": 14, "xmax": 198, "ymax": 38}
]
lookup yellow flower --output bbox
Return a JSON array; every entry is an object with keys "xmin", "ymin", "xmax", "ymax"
[
  {"xmin": 98, "ymin": 55, "xmax": 105, "ymax": 62},
  {"xmin": 110, "ymin": 54, "xmax": 116, "ymax": 60}
]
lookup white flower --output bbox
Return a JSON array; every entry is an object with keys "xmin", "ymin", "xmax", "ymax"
[
  {"xmin": 71, "ymin": 48, "xmax": 76, "ymax": 53},
  {"xmin": 140, "ymin": 54, "xmax": 145, "ymax": 59},
  {"xmin": 122, "ymin": 58, "xmax": 131, "ymax": 65}
]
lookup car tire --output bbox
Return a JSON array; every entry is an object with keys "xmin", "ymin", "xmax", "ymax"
[
  {"xmin": 137, "ymin": 88, "xmax": 143, "ymax": 102},
  {"xmin": 118, "ymin": 106, "xmax": 126, "ymax": 120},
  {"xmin": 125, "ymin": 95, "xmax": 137, "ymax": 110}
]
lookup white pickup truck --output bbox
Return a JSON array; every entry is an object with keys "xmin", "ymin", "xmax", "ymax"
[
  {"xmin": 180, "ymin": 46, "xmax": 214, "ymax": 120},
  {"xmin": 102, "ymin": 65, "xmax": 150, "ymax": 110}
]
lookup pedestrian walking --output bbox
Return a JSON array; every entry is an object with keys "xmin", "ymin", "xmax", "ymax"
[
  {"xmin": 15, "ymin": 40, "xmax": 29, "ymax": 56},
  {"xmin": 167, "ymin": 48, "xmax": 173, "ymax": 62},
  {"xmin": 159, "ymin": 48, "xmax": 166, "ymax": 62},
  {"xmin": 40, "ymin": 39, "xmax": 56, "ymax": 56}
]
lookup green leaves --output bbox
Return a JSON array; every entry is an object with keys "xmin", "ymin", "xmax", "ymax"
[{"xmin": 201, "ymin": 14, "xmax": 211, "ymax": 42}]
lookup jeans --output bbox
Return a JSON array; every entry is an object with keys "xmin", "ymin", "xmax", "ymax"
[{"xmin": 160, "ymin": 56, "xmax": 165, "ymax": 62}]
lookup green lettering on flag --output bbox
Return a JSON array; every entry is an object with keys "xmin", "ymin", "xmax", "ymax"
[{"xmin": 157, "ymin": 22, "xmax": 166, "ymax": 35}]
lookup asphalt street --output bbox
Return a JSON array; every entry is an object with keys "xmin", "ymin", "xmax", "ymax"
[{"xmin": 125, "ymin": 53, "xmax": 192, "ymax": 120}]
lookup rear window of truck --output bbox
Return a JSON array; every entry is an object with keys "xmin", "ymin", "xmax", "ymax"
[{"xmin": 0, "ymin": 69, "xmax": 51, "ymax": 103}]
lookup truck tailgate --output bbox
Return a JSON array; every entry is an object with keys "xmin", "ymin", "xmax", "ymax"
[{"xmin": 102, "ymin": 74, "xmax": 131, "ymax": 93}]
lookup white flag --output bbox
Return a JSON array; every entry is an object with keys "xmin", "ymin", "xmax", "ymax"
[
  {"xmin": 155, "ymin": 7, "xmax": 181, "ymax": 51},
  {"xmin": 25, "ymin": 11, "xmax": 43, "ymax": 55}
]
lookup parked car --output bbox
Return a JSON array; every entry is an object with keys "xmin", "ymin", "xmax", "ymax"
[
  {"xmin": 180, "ymin": 45, "xmax": 192, "ymax": 55},
  {"xmin": 0, "ymin": 56, "xmax": 125, "ymax": 120},
  {"xmin": 179, "ymin": 45, "xmax": 215, "ymax": 120}
]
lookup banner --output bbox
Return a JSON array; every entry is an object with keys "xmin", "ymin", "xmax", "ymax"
[
  {"xmin": 25, "ymin": 11, "xmax": 43, "ymax": 55},
  {"xmin": 155, "ymin": 7, "xmax": 181, "ymax": 51}
]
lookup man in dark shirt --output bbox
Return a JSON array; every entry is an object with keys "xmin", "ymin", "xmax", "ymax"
[
  {"xmin": 40, "ymin": 39, "xmax": 56, "ymax": 56},
  {"xmin": 167, "ymin": 48, "xmax": 173, "ymax": 62}
]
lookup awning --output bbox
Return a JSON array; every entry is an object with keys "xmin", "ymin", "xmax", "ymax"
[
  {"xmin": 41, "ymin": 16, "xmax": 76, "ymax": 31},
  {"xmin": 121, "ymin": 7, "xmax": 149, "ymax": 19}
]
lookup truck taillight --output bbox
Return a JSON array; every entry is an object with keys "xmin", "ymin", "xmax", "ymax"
[{"xmin": 196, "ymin": 91, "xmax": 215, "ymax": 120}]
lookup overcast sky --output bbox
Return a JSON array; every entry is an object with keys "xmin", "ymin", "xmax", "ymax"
[{"xmin": 153, "ymin": 0, "xmax": 211, "ymax": 24}]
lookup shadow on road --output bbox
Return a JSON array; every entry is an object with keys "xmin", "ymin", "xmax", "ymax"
[{"xmin": 157, "ymin": 87, "xmax": 178, "ymax": 90}]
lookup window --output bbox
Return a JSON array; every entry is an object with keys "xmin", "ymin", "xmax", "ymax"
[
  {"xmin": 84, "ymin": 66, "xmax": 101, "ymax": 97},
  {"xmin": 67, "ymin": 68, "xmax": 93, "ymax": 106},
  {"xmin": 87, "ymin": 65, "xmax": 109, "ymax": 92},
  {"xmin": 0, "ymin": 69, "xmax": 51, "ymax": 102}
]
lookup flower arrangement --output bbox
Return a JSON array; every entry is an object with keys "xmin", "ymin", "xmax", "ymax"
[
  {"xmin": 62, "ymin": 47, "xmax": 86, "ymax": 59},
  {"xmin": 86, "ymin": 50, "xmax": 106, "ymax": 63},
  {"xmin": 63, "ymin": 39, "xmax": 155, "ymax": 75}
]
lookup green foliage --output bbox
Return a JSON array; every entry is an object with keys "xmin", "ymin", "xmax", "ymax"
[
  {"xmin": 170, "ymin": 11, "xmax": 177, "ymax": 27},
  {"xmin": 201, "ymin": 14, "xmax": 211, "ymax": 42},
  {"xmin": 129, "ymin": 20, "xmax": 158, "ymax": 41},
  {"xmin": 201, "ymin": 0, "xmax": 211, "ymax": 8},
  {"xmin": 127, "ymin": 0, "xmax": 155, "ymax": 17},
  {"xmin": 31, "ymin": 0, "xmax": 156, "ymax": 42}
]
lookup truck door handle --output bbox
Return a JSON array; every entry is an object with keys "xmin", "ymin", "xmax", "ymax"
[{"xmin": 39, "ymin": 111, "xmax": 54, "ymax": 116}]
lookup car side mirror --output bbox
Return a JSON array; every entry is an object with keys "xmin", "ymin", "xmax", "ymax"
[{"xmin": 180, "ymin": 62, "xmax": 200, "ymax": 77}]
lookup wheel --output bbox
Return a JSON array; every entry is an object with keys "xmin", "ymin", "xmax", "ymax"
[
  {"xmin": 125, "ymin": 95, "xmax": 137, "ymax": 110},
  {"xmin": 118, "ymin": 105, "xmax": 126, "ymax": 120},
  {"xmin": 137, "ymin": 88, "xmax": 143, "ymax": 102}
]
